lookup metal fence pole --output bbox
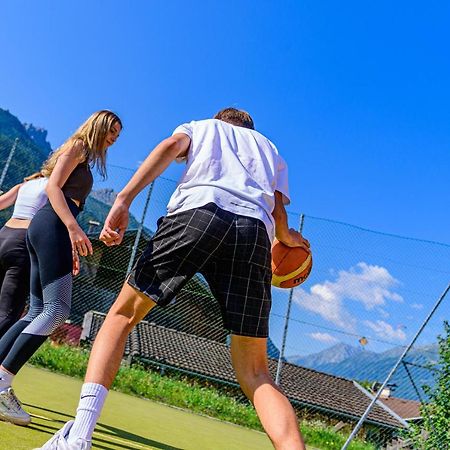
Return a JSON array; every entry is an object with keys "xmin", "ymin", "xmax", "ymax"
[
  {"xmin": 341, "ymin": 282, "xmax": 450, "ymax": 450},
  {"xmin": 0, "ymin": 137, "xmax": 19, "ymax": 193},
  {"xmin": 275, "ymin": 213, "xmax": 305, "ymax": 385},
  {"xmin": 126, "ymin": 181, "xmax": 154, "ymax": 275}
]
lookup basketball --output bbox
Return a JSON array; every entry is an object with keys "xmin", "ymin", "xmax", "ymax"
[{"xmin": 271, "ymin": 238, "xmax": 312, "ymax": 288}]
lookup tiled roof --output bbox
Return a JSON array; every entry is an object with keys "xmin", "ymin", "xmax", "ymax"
[
  {"xmin": 380, "ymin": 397, "xmax": 422, "ymax": 420},
  {"xmin": 82, "ymin": 311, "xmax": 406, "ymax": 429}
]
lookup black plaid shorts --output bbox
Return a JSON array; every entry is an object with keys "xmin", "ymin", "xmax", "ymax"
[{"xmin": 127, "ymin": 203, "xmax": 272, "ymax": 338}]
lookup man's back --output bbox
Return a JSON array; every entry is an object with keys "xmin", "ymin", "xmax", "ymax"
[{"xmin": 168, "ymin": 119, "xmax": 290, "ymax": 240}]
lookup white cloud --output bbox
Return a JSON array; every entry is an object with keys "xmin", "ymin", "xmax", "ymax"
[
  {"xmin": 293, "ymin": 262, "xmax": 402, "ymax": 332},
  {"xmin": 364, "ymin": 320, "xmax": 407, "ymax": 341},
  {"xmin": 331, "ymin": 262, "xmax": 403, "ymax": 309},
  {"xmin": 411, "ymin": 303, "xmax": 424, "ymax": 310},
  {"xmin": 309, "ymin": 332, "xmax": 339, "ymax": 344},
  {"xmin": 295, "ymin": 282, "xmax": 357, "ymax": 331}
]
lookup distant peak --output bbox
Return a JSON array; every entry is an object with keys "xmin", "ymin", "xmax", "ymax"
[
  {"xmin": 90, "ymin": 188, "xmax": 118, "ymax": 205},
  {"xmin": 23, "ymin": 123, "xmax": 52, "ymax": 152}
]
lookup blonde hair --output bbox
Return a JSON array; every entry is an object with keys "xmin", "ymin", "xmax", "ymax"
[
  {"xmin": 42, "ymin": 110, "xmax": 121, "ymax": 179},
  {"xmin": 24, "ymin": 171, "xmax": 45, "ymax": 182}
]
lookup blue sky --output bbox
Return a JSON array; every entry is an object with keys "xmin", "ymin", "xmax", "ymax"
[{"xmin": 1, "ymin": 1, "xmax": 449, "ymax": 356}]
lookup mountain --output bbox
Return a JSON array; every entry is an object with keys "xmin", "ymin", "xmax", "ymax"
[
  {"xmin": 0, "ymin": 108, "xmax": 52, "ymax": 223},
  {"xmin": 0, "ymin": 108, "xmax": 51, "ymax": 189},
  {"xmin": 23, "ymin": 123, "xmax": 52, "ymax": 154},
  {"xmin": 267, "ymin": 338, "xmax": 282, "ymax": 359},
  {"xmin": 288, "ymin": 343, "xmax": 440, "ymax": 400},
  {"xmin": 290, "ymin": 343, "xmax": 368, "ymax": 368},
  {"xmin": 89, "ymin": 188, "xmax": 117, "ymax": 205}
]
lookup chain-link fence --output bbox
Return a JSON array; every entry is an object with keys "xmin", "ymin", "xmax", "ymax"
[{"xmin": 1, "ymin": 136, "xmax": 449, "ymax": 449}]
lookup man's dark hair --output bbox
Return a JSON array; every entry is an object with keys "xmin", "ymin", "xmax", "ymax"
[{"xmin": 213, "ymin": 107, "xmax": 255, "ymax": 130}]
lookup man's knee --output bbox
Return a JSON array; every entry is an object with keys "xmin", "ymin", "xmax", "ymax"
[
  {"xmin": 107, "ymin": 282, "xmax": 156, "ymax": 329},
  {"xmin": 104, "ymin": 308, "xmax": 137, "ymax": 333},
  {"xmin": 230, "ymin": 334, "xmax": 271, "ymax": 381}
]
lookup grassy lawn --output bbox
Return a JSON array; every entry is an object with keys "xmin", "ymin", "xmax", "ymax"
[
  {"xmin": 0, "ymin": 366, "xmax": 273, "ymax": 450},
  {"xmin": 1, "ymin": 343, "xmax": 375, "ymax": 450}
]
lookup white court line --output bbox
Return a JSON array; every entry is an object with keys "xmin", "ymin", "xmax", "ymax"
[
  {"xmin": 30, "ymin": 413, "xmax": 54, "ymax": 421},
  {"xmin": 31, "ymin": 414, "xmax": 157, "ymax": 449},
  {"xmin": 93, "ymin": 429, "xmax": 156, "ymax": 449}
]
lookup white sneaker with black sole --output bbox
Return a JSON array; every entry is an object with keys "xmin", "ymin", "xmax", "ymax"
[
  {"xmin": 33, "ymin": 420, "xmax": 92, "ymax": 450},
  {"xmin": 0, "ymin": 387, "xmax": 31, "ymax": 426}
]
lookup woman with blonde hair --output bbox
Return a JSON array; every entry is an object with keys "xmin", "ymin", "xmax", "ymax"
[
  {"xmin": 0, "ymin": 172, "xmax": 48, "ymax": 339},
  {"xmin": 0, "ymin": 110, "xmax": 121, "ymax": 426}
]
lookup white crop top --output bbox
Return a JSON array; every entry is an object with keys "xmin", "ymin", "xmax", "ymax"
[{"xmin": 11, "ymin": 177, "xmax": 49, "ymax": 220}]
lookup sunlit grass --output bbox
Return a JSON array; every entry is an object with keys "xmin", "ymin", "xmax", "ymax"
[{"xmin": 30, "ymin": 342, "xmax": 375, "ymax": 450}]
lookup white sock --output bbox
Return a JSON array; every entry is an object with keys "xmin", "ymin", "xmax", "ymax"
[
  {"xmin": 0, "ymin": 368, "xmax": 14, "ymax": 390},
  {"xmin": 67, "ymin": 383, "xmax": 108, "ymax": 444}
]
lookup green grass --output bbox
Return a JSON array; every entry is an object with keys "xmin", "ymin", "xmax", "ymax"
[
  {"xmin": 28, "ymin": 342, "xmax": 376, "ymax": 450},
  {"xmin": 1, "ymin": 366, "xmax": 273, "ymax": 450}
]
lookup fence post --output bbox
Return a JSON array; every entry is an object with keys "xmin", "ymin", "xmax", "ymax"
[
  {"xmin": 275, "ymin": 213, "xmax": 305, "ymax": 385},
  {"xmin": 341, "ymin": 282, "xmax": 450, "ymax": 450},
  {"xmin": 126, "ymin": 181, "xmax": 154, "ymax": 275},
  {"xmin": 0, "ymin": 137, "xmax": 19, "ymax": 193}
]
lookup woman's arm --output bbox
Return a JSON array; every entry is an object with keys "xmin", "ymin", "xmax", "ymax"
[
  {"xmin": 46, "ymin": 140, "xmax": 93, "ymax": 256},
  {"xmin": 0, "ymin": 184, "xmax": 22, "ymax": 210}
]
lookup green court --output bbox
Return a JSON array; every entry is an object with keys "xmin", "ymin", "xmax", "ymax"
[{"xmin": 0, "ymin": 366, "xmax": 273, "ymax": 450}]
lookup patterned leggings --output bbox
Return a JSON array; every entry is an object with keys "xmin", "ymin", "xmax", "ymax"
[
  {"xmin": 0, "ymin": 226, "xmax": 30, "ymax": 338},
  {"xmin": 0, "ymin": 199, "xmax": 79, "ymax": 374}
]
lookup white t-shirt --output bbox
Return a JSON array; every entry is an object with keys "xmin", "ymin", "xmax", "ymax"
[
  {"xmin": 167, "ymin": 119, "xmax": 290, "ymax": 241},
  {"xmin": 12, "ymin": 177, "xmax": 48, "ymax": 220}
]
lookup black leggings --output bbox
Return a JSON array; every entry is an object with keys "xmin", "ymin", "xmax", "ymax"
[
  {"xmin": 0, "ymin": 227, "xmax": 30, "ymax": 338},
  {"xmin": 0, "ymin": 199, "xmax": 79, "ymax": 374}
]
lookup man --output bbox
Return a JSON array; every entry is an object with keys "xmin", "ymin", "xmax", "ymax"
[{"xmin": 36, "ymin": 108, "xmax": 307, "ymax": 449}]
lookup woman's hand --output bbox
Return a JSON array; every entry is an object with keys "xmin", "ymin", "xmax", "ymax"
[
  {"xmin": 68, "ymin": 223, "xmax": 93, "ymax": 256},
  {"xmin": 72, "ymin": 250, "xmax": 80, "ymax": 276}
]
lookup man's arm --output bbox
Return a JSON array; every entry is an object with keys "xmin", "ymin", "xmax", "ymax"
[
  {"xmin": 100, "ymin": 133, "xmax": 191, "ymax": 246},
  {"xmin": 272, "ymin": 191, "xmax": 309, "ymax": 248},
  {"xmin": 118, "ymin": 134, "xmax": 190, "ymax": 207}
]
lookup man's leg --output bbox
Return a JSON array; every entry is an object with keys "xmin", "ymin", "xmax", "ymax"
[
  {"xmin": 230, "ymin": 334, "xmax": 305, "ymax": 450},
  {"xmin": 85, "ymin": 282, "xmax": 156, "ymax": 387},
  {"xmin": 65, "ymin": 282, "xmax": 156, "ymax": 445}
]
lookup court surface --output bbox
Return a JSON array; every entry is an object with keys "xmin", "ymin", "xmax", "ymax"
[{"xmin": 0, "ymin": 366, "xmax": 273, "ymax": 450}]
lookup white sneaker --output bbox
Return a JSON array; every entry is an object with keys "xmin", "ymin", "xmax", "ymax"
[
  {"xmin": 33, "ymin": 420, "xmax": 92, "ymax": 450},
  {"xmin": 0, "ymin": 387, "xmax": 31, "ymax": 426}
]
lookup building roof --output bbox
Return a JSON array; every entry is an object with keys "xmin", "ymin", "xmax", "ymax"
[
  {"xmin": 82, "ymin": 311, "xmax": 407, "ymax": 429},
  {"xmin": 379, "ymin": 397, "xmax": 422, "ymax": 421}
]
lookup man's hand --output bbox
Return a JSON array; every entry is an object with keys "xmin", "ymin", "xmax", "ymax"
[
  {"xmin": 278, "ymin": 228, "xmax": 310, "ymax": 249},
  {"xmin": 272, "ymin": 191, "xmax": 310, "ymax": 249},
  {"xmin": 99, "ymin": 200, "xmax": 129, "ymax": 246}
]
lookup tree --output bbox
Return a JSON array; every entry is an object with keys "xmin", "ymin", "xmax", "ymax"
[{"xmin": 404, "ymin": 321, "xmax": 450, "ymax": 448}]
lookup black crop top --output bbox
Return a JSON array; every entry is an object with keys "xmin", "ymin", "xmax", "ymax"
[{"xmin": 62, "ymin": 160, "xmax": 94, "ymax": 210}]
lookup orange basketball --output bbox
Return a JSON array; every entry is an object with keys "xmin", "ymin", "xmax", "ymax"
[{"xmin": 271, "ymin": 239, "xmax": 312, "ymax": 288}]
